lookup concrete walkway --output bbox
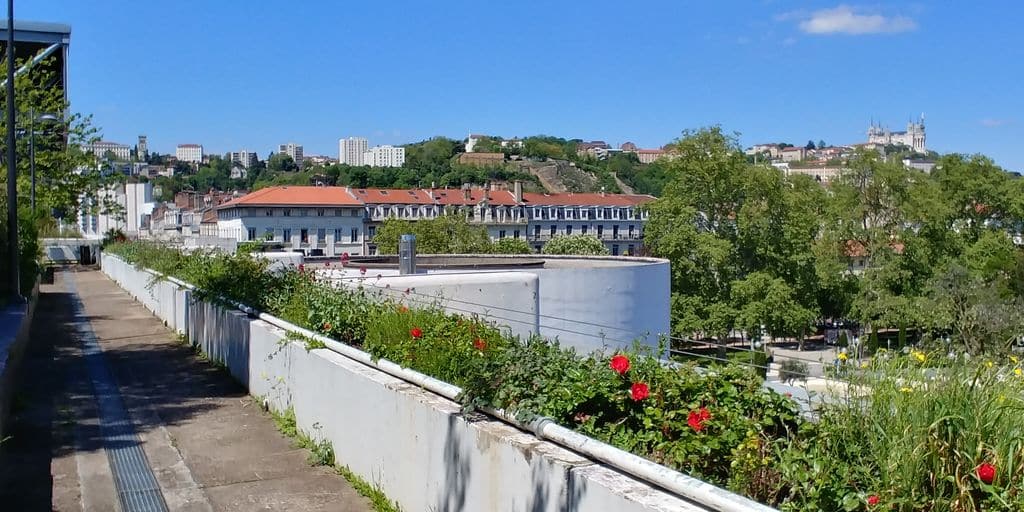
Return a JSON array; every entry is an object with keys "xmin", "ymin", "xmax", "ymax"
[{"xmin": 0, "ymin": 268, "xmax": 373, "ymax": 511}]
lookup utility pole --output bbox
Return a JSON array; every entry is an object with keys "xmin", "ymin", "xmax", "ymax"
[{"xmin": 6, "ymin": 0, "xmax": 20, "ymax": 301}]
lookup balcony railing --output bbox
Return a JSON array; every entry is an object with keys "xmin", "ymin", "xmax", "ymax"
[{"xmin": 527, "ymin": 233, "xmax": 643, "ymax": 242}]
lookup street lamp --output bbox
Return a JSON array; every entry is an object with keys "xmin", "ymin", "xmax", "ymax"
[{"xmin": 28, "ymin": 109, "xmax": 60, "ymax": 211}]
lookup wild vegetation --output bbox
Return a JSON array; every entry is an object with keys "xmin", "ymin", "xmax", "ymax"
[{"xmin": 107, "ymin": 240, "xmax": 1024, "ymax": 510}]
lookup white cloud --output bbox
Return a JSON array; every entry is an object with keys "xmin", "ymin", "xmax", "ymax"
[
  {"xmin": 980, "ymin": 118, "xmax": 1011, "ymax": 128},
  {"xmin": 793, "ymin": 5, "xmax": 917, "ymax": 35}
]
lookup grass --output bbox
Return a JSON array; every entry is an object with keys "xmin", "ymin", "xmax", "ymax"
[{"xmin": 266, "ymin": 406, "xmax": 402, "ymax": 512}]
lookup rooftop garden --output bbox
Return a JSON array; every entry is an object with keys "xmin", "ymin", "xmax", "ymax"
[{"xmin": 107, "ymin": 240, "xmax": 1024, "ymax": 511}]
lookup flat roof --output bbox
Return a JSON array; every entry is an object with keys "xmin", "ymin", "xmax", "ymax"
[{"xmin": 0, "ymin": 20, "xmax": 71, "ymax": 44}]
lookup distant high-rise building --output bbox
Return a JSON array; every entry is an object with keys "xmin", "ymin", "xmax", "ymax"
[
  {"xmin": 230, "ymin": 150, "xmax": 258, "ymax": 169},
  {"xmin": 338, "ymin": 137, "xmax": 368, "ymax": 165},
  {"xmin": 137, "ymin": 135, "xmax": 148, "ymax": 160},
  {"xmin": 278, "ymin": 142, "xmax": 304, "ymax": 166},
  {"xmin": 176, "ymin": 144, "xmax": 204, "ymax": 163},
  {"xmin": 362, "ymin": 145, "xmax": 406, "ymax": 168}
]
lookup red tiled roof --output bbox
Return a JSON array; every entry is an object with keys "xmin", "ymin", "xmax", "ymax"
[
  {"xmin": 843, "ymin": 240, "xmax": 905, "ymax": 257},
  {"xmin": 217, "ymin": 186, "xmax": 362, "ymax": 208},
  {"xmin": 200, "ymin": 209, "xmax": 218, "ymax": 224},
  {"xmin": 521, "ymin": 192, "xmax": 655, "ymax": 207},
  {"xmin": 433, "ymin": 189, "xmax": 519, "ymax": 206},
  {"xmin": 351, "ymin": 188, "xmax": 436, "ymax": 205},
  {"xmin": 635, "ymin": 149, "xmax": 664, "ymax": 154}
]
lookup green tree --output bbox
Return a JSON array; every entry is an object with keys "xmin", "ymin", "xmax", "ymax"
[
  {"xmin": 373, "ymin": 214, "xmax": 493, "ymax": 254},
  {"xmin": 492, "ymin": 237, "xmax": 533, "ymax": 254},
  {"xmin": 541, "ymin": 234, "xmax": 609, "ymax": 255},
  {"xmin": 267, "ymin": 153, "xmax": 298, "ymax": 173},
  {"xmin": 731, "ymin": 272, "xmax": 816, "ymax": 349}
]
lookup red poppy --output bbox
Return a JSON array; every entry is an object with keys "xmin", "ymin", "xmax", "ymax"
[
  {"xmin": 399, "ymin": 305, "xmax": 409, "ymax": 313},
  {"xmin": 324, "ymin": 261, "xmax": 330, "ymax": 267},
  {"xmin": 323, "ymin": 322, "xmax": 332, "ymax": 331},
  {"xmin": 341, "ymin": 252, "xmax": 350, "ymax": 261},
  {"xmin": 473, "ymin": 338, "xmax": 486, "ymax": 351},
  {"xmin": 629, "ymin": 382, "xmax": 650, "ymax": 401},
  {"xmin": 867, "ymin": 495, "xmax": 879, "ymax": 507},
  {"xmin": 359, "ymin": 266, "xmax": 367, "ymax": 275},
  {"xmin": 410, "ymin": 327, "xmax": 423, "ymax": 339},
  {"xmin": 298, "ymin": 264, "xmax": 305, "ymax": 272},
  {"xmin": 977, "ymin": 462, "xmax": 996, "ymax": 484},
  {"xmin": 609, "ymin": 354, "xmax": 631, "ymax": 375},
  {"xmin": 687, "ymin": 407, "xmax": 711, "ymax": 432}
]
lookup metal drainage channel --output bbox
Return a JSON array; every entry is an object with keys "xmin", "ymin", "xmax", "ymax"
[{"xmin": 65, "ymin": 270, "xmax": 170, "ymax": 512}]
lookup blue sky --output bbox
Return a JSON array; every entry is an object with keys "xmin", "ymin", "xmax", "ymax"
[{"xmin": 20, "ymin": 1, "xmax": 1024, "ymax": 171}]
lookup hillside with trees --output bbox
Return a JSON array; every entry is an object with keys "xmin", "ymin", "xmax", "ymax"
[{"xmin": 645, "ymin": 127, "xmax": 1024, "ymax": 354}]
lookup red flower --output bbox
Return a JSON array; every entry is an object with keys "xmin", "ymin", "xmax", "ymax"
[
  {"xmin": 867, "ymin": 495, "xmax": 879, "ymax": 507},
  {"xmin": 324, "ymin": 261, "xmax": 330, "ymax": 267},
  {"xmin": 687, "ymin": 407, "xmax": 711, "ymax": 432},
  {"xmin": 473, "ymin": 338, "xmax": 486, "ymax": 351},
  {"xmin": 298, "ymin": 264, "xmax": 305, "ymax": 272},
  {"xmin": 341, "ymin": 252, "xmax": 350, "ymax": 261},
  {"xmin": 609, "ymin": 354, "xmax": 631, "ymax": 375},
  {"xmin": 629, "ymin": 382, "xmax": 650, "ymax": 401},
  {"xmin": 359, "ymin": 266, "xmax": 367, "ymax": 275},
  {"xmin": 977, "ymin": 462, "xmax": 996, "ymax": 484},
  {"xmin": 410, "ymin": 327, "xmax": 423, "ymax": 339},
  {"xmin": 322, "ymin": 322, "xmax": 332, "ymax": 331}
]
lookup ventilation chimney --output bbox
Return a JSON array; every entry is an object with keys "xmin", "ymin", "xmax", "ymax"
[{"xmin": 513, "ymin": 180, "xmax": 523, "ymax": 203}]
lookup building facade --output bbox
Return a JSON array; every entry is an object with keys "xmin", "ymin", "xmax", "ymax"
[
  {"xmin": 217, "ymin": 184, "xmax": 654, "ymax": 257},
  {"xmin": 362, "ymin": 145, "xmax": 405, "ymax": 168},
  {"xmin": 278, "ymin": 142, "xmax": 304, "ymax": 166},
  {"xmin": 338, "ymin": 137, "xmax": 368, "ymax": 165},
  {"xmin": 83, "ymin": 141, "xmax": 131, "ymax": 161},
  {"xmin": 867, "ymin": 116, "xmax": 926, "ymax": 153},
  {"xmin": 230, "ymin": 150, "xmax": 258, "ymax": 169},
  {"xmin": 137, "ymin": 135, "xmax": 148, "ymax": 160},
  {"xmin": 176, "ymin": 144, "xmax": 204, "ymax": 163}
]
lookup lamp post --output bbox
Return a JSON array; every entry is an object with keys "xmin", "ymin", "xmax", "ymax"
[
  {"xmin": 27, "ymin": 108, "xmax": 59, "ymax": 211},
  {"xmin": 6, "ymin": 0, "xmax": 19, "ymax": 301}
]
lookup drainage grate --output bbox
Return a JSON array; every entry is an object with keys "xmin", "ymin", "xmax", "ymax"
[{"xmin": 65, "ymin": 270, "xmax": 170, "ymax": 512}]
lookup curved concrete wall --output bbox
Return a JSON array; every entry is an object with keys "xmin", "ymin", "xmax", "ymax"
[{"xmin": 100, "ymin": 254, "xmax": 747, "ymax": 512}]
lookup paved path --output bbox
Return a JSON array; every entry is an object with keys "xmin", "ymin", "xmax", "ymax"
[{"xmin": 0, "ymin": 268, "xmax": 373, "ymax": 511}]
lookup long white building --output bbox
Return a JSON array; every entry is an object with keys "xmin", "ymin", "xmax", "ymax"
[
  {"xmin": 362, "ymin": 145, "xmax": 405, "ymax": 168},
  {"xmin": 338, "ymin": 137, "xmax": 368, "ymax": 165},
  {"xmin": 216, "ymin": 185, "xmax": 654, "ymax": 257},
  {"xmin": 83, "ymin": 141, "xmax": 131, "ymax": 161},
  {"xmin": 176, "ymin": 144, "xmax": 204, "ymax": 163},
  {"xmin": 230, "ymin": 150, "xmax": 258, "ymax": 169}
]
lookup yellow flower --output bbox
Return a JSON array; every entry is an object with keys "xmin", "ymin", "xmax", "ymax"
[
  {"xmin": 998, "ymin": 395, "xmax": 1007, "ymax": 404},
  {"xmin": 838, "ymin": 352, "xmax": 848, "ymax": 361},
  {"xmin": 1015, "ymin": 368, "xmax": 1022, "ymax": 377},
  {"xmin": 860, "ymin": 361, "xmax": 870, "ymax": 369},
  {"xmin": 986, "ymin": 361, "xmax": 994, "ymax": 368},
  {"xmin": 1011, "ymin": 356, "xmax": 1019, "ymax": 364},
  {"xmin": 913, "ymin": 351, "xmax": 926, "ymax": 363},
  {"xmin": 900, "ymin": 387, "xmax": 913, "ymax": 393}
]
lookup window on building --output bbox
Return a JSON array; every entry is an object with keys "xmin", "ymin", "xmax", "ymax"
[
  {"xmin": 612, "ymin": 225, "xmax": 619, "ymax": 239},
  {"xmin": 317, "ymin": 208, "xmax": 325, "ymax": 217},
  {"xmin": 612, "ymin": 245, "xmax": 620, "ymax": 256},
  {"xmin": 513, "ymin": 230, "xmax": 520, "ymax": 239},
  {"xmin": 350, "ymin": 228, "xmax": 359, "ymax": 243},
  {"xmin": 597, "ymin": 225, "xmax": 604, "ymax": 238},
  {"xmin": 549, "ymin": 225, "xmax": 556, "ymax": 236},
  {"xmin": 628, "ymin": 245, "xmax": 635, "ymax": 255},
  {"xmin": 581, "ymin": 225, "xmax": 588, "ymax": 234},
  {"xmin": 265, "ymin": 227, "xmax": 273, "ymax": 239},
  {"xmin": 300, "ymin": 229, "xmax": 309, "ymax": 243},
  {"xmin": 283, "ymin": 228, "xmax": 291, "ymax": 242},
  {"xmin": 334, "ymin": 229, "xmax": 343, "ymax": 243},
  {"xmin": 533, "ymin": 225, "xmax": 540, "ymax": 237},
  {"xmin": 265, "ymin": 209, "xmax": 273, "ymax": 216},
  {"xmin": 628, "ymin": 225, "xmax": 635, "ymax": 238},
  {"xmin": 499, "ymin": 230, "xmax": 506, "ymax": 239},
  {"xmin": 566, "ymin": 225, "xmax": 573, "ymax": 235},
  {"xmin": 247, "ymin": 228, "xmax": 256, "ymax": 241},
  {"xmin": 351, "ymin": 209, "xmax": 360, "ymax": 217},
  {"xmin": 317, "ymin": 228, "xmax": 326, "ymax": 242},
  {"xmin": 284, "ymin": 209, "xmax": 291, "ymax": 217},
  {"xmin": 368, "ymin": 226, "xmax": 376, "ymax": 239},
  {"xmin": 299, "ymin": 209, "xmax": 307, "ymax": 217}
]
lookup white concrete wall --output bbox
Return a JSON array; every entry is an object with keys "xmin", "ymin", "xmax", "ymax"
[{"xmin": 99, "ymin": 253, "xmax": 733, "ymax": 512}]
